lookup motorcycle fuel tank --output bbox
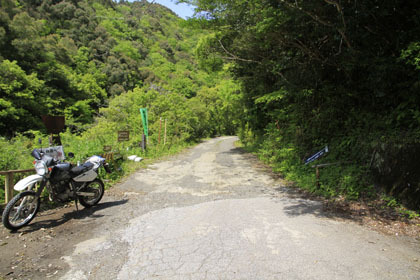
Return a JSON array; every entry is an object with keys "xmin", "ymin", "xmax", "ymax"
[{"xmin": 50, "ymin": 163, "xmax": 72, "ymax": 182}]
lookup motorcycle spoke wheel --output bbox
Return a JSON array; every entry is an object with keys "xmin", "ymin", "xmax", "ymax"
[
  {"xmin": 78, "ymin": 179, "xmax": 104, "ymax": 208},
  {"xmin": 2, "ymin": 191, "xmax": 40, "ymax": 230}
]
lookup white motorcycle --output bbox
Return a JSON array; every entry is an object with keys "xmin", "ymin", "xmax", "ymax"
[{"xmin": 2, "ymin": 148, "xmax": 111, "ymax": 230}]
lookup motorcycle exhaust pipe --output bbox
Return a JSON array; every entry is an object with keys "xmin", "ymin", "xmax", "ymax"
[{"xmin": 76, "ymin": 192, "xmax": 96, "ymax": 197}]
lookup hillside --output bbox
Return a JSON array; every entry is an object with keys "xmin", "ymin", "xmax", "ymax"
[
  {"xmin": 0, "ymin": 0, "xmax": 237, "ymax": 136},
  {"xmin": 0, "ymin": 0, "xmax": 242, "ymax": 203}
]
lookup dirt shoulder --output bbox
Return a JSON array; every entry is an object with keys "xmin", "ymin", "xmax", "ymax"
[
  {"xmin": 0, "ymin": 200, "xmax": 121, "ymax": 280},
  {"xmin": 323, "ymin": 197, "xmax": 420, "ymax": 238},
  {"xmin": 246, "ymin": 151, "xmax": 420, "ymax": 239}
]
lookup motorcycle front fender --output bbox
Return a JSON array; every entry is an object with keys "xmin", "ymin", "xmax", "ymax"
[{"xmin": 14, "ymin": 174, "xmax": 43, "ymax": 191}]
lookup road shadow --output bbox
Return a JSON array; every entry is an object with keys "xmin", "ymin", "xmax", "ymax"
[
  {"xmin": 223, "ymin": 147, "xmax": 247, "ymax": 155},
  {"xmin": 282, "ymin": 200, "xmax": 325, "ymax": 217},
  {"xmin": 269, "ymin": 185, "xmax": 420, "ymax": 238},
  {"xmin": 15, "ymin": 199, "xmax": 129, "ymax": 234},
  {"xmin": 269, "ymin": 186, "xmax": 326, "ymax": 217},
  {"xmin": 272, "ymin": 186, "xmax": 359, "ymax": 221},
  {"xmin": 223, "ymin": 146, "xmax": 274, "ymax": 171}
]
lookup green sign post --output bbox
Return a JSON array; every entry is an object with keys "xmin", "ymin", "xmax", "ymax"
[{"xmin": 140, "ymin": 108, "xmax": 148, "ymax": 138}]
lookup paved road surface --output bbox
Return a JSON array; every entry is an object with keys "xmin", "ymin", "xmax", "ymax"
[{"xmin": 58, "ymin": 136, "xmax": 420, "ymax": 279}]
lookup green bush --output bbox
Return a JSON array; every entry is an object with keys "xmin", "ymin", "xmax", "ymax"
[
  {"xmin": 242, "ymin": 128, "xmax": 377, "ymax": 201},
  {"xmin": 0, "ymin": 80, "xmax": 238, "ymax": 203}
]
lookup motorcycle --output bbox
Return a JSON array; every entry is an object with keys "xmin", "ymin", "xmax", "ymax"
[{"xmin": 2, "ymin": 148, "xmax": 111, "ymax": 230}]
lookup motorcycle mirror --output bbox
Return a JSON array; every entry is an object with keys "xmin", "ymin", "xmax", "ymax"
[
  {"xmin": 67, "ymin": 152, "xmax": 75, "ymax": 158},
  {"xmin": 31, "ymin": 149, "xmax": 42, "ymax": 160},
  {"xmin": 38, "ymin": 138, "xmax": 42, "ymax": 145}
]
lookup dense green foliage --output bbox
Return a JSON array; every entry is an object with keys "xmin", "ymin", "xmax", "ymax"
[
  {"xmin": 0, "ymin": 0, "xmax": 238, "ymax": 135},
  {"xmin": 0, "ymin": 0, "xmax": 242, "ymax": 203},
  {"xmin": 2, "ymin": 0, "xmax": 419, "ymax": 212},
  {"xmin": 186, "ymin": 0, "xmax": 420, "ymax": 209}
]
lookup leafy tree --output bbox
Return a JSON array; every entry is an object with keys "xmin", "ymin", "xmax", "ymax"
[
  {"xmin": 9, "ymin": 12, "xmax": 47, "ymax": 69},
  {"xmin": 185, "ymin": 0, "xmax": 420, "ymax": 207},
  {"xmin": 0, "ymin": 60, "xmax": 45, "ymax": 135},
  {"xmin": 0, "ymin": 0, "xmax": 242, "ymax": 146}
]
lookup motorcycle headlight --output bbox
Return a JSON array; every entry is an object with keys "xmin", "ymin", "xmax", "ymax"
[{"xmin": 34, "ymin": 161, "xmax": 47, "ymax": 176}]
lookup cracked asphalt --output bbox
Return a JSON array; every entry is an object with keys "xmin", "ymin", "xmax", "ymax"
[{"xmin": 19, "ymin": 136, "xmax": 420, "ymax": 279}]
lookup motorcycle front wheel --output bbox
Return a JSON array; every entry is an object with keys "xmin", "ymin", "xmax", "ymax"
[
  {"xmin": 2, "ymin": 191, "xmax": 40, "ymax": 230},
  {"xmin": 78, "ymin": 179, "xmax": 104, "ymax": 208}
]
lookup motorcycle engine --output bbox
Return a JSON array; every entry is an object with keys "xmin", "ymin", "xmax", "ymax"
[{"xmin": 49, "ymin": 181, "xmax": 74, "ymax": 202}]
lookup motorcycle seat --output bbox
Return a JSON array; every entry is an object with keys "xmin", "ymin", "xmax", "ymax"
[{"xmin": 70, "ymin": 162, "xmax": 94, "ymax": 176}]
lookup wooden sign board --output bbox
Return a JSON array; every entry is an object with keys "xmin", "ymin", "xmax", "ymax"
[
  {"xmin": 118, "ymin": 131, "xmax": 129, "ymax": 142},
  {"xmin": 41, "ymin": 115, "xmax": 65, "ymax": 134},
  {"xmin": 103, "ymin": 145, "xmax": 112, "ymax": 152}
]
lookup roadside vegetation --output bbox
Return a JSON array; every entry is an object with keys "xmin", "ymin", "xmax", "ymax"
[
  {"xmin": 187, "ymin": 0, "xmax": 420, "ymax": 217},
  {"xmin": 1, "ymin": 0, "xmax": 419, "ymax": 221}
]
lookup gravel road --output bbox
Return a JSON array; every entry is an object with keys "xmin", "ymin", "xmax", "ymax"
[{"xmin": 1, "ymin": 136, "xmax": 419, "ymax": 279}]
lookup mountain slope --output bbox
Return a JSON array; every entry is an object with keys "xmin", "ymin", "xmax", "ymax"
[{"xmin": 0, "ymin": 0, "xmax": 235, "ymax": 136}]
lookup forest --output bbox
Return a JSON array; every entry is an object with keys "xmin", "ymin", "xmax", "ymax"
[
  {"xmin": 0, "ymin": 0, "xmax": 238, "ymax": 136},
  {"xmin": 0, "ymin": 0, "xmax": 241, "ymax": 202},
  {"xmin": 187, "ymin": 0, "xmax": 420, "ymax": 211},
  {"xmin": 1, "ymin": 0, "xmax": 419, "ymax": 213}
]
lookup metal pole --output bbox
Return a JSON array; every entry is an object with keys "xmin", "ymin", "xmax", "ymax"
[
  {"xmin": 164, "ymin": 119, "xmax": 167, "ymax": 145},
  {"xmin": 316, "ymin": 166, "xmax": 320, "ymax": 188},
  {"xmin": 158, "ymin": 117, "xmax": 162, "ymax": 145},
  {"xmin": 142, "ymin": 133, "xmax": 147, "ymax": 151}
]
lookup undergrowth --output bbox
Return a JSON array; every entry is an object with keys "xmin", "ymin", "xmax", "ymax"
[
  {"xmin": 0, "ymin": 131, "xmax": 195, "ymax": 204},
  {"xmin": 240, "ymin": 138, "xmax": 420, "ymax": 220}
]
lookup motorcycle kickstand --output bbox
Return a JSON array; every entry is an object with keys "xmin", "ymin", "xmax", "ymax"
[{"xmin": 71, "ymin": 183, "xmax": 79, "ymax": 211}]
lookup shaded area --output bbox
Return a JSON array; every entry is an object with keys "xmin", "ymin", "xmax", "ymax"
[
  {"xmin": 222, "ymin": 147, "xmax": 246, "ymax": 155},
  {"xmin": 282, "ymin": 200, "xmax": 324, "ymax": 217},
  {"xmin": 270, "ymin": 185, "xmax": 420, "ymax": 238},
  {"xmin": 372, "ymin": 142, "xmax": 420, "ymax": 210},
  {"xmin": 233, "ymin": 141, "xmax": 420, "ymax": 238},
  {"xmin": 14, "ymin": 199, "xmax": 128, "ymax": 234}
]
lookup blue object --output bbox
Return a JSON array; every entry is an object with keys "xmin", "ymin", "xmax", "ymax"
[{"xmin": 305, "ymin": 146, "xmax": 329, "ymax": 165}]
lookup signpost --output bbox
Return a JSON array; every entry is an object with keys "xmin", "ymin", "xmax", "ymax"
[
  {"xmin": 140, "ymin": 108, "xmax": 148, "ymax": 151},
  {"xmin": 118, "ymin": 131, "xmax": 130, "ymax": 142},
  {"xmin": 305, "ymin": 146, "xmax": 329, "ymax": 165},
  {"xmin": 41, "ymin": 115, "xmax": 65, "ymax": 145},
  {"xmin": 103, "ymin": 145, "xmax": 112, "ymax": 152},
  {"xmin": 305, "ymin": 146, "xmax": 329, "ymax": 189},
  {"xmin": 140, "ymin": 108, "xmax": 148, "ymax": 138},
  {"xmin": 141, "ymin": 134, "xmax": 146, "ymax": 151}
]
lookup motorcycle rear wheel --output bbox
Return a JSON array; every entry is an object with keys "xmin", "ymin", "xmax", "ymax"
[
  {"xmin": 2, "ymin": 191, "xmax": 40, "ymax": 230},
  {"xmin": 78, "ymin": 179, "xmax": 104, "ymax": 208}
]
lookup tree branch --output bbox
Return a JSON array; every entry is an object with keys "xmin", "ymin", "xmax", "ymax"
[
  {"xmin": 218, "ymin": 40, "xmax": 260, "ymax": 63},
  {"xmin": 281, "ymin": 0, "xmax": 353, "ymax": 51}
]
